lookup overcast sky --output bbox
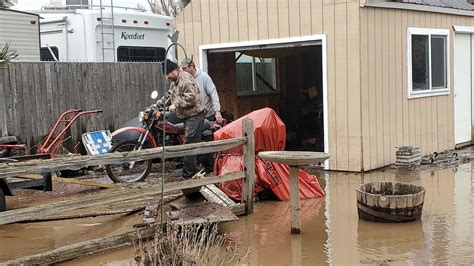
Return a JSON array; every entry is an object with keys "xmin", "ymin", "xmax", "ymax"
[{"xmin": 14, "ymin": 0, "xmax": 151, "ymax": 11}]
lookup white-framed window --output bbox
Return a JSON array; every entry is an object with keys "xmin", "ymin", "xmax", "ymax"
[
  {"xmin": 235, "ymin": 52, "xmax": 277, "ymax": 96},
  {"xmin": 407, "ymin": 28, "xmax": 450, "ymax": 99}
]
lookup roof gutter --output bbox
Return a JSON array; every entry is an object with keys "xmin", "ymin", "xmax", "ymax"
[{"xmin": 364, "ymin": 0, "xmax": 474, "ymax": 17}]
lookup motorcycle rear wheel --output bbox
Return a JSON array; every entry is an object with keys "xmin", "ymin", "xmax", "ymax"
[{"xmin": 105, "ymin": 140, "xmax": 152, "ymax": 183}]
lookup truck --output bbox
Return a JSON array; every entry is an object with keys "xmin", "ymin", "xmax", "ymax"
[{"xmin": 36, "ymin": 4, "xmax": 174, "ymax": 62}]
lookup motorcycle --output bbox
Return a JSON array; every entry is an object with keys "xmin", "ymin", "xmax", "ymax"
[{"xmin": 105, "ymin": 91, "xmax": 223, "ymax": 183}]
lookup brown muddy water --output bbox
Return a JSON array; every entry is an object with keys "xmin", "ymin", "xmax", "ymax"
[{"xmin": 1, "ymin": 162, "xmax": 473, "ymax": 265}]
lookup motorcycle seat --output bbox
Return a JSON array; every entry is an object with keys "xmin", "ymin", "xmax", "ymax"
[{"xmin": 175, "ymin": 123, "xmax": 185, "ymax": 135}]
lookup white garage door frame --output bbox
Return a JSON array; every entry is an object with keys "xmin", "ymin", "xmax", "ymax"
[
  {"xmin": 453, "ymin": 26, "xmax": 474, "ymax": 147},
  {"xmin": 199, "ymin": 35, "xmax": 329, "ymax": 169}
]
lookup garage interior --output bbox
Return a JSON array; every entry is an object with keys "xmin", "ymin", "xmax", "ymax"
[{"xmin": 206, "ymin": 43, "xmax": 324, "ymax": 152}]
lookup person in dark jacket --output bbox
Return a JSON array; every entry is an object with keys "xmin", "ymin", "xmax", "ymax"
[{"xmin": 156, "ymin": 59, "xmax": 206, "ymax": 179}]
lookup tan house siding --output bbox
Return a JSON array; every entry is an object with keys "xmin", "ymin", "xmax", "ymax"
[
  {"xmin": 359, "ymin": 7, "xmax": 474, "ymax": 170},
  {"xmin": 176, "ymin": 0, "xmax": 362, "ymax": 171}
]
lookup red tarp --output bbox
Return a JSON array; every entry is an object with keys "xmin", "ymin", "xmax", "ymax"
[{"xmin": 214, "ymin": 108, "xmax": 325, "ymax": 201}]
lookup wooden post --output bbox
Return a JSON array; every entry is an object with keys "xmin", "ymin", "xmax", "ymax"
[
  {"xmin": 42, "ymin": 173, "xmax": 52, "ymax": 191},
  {"xmin": 0, "ymin": 189, "xmax": 5, "ymax": 212},
  {"xmin": 242, "ymin": 118, "xmax": 255, "ymax": 214},
  {"xmin": 289, "ymin": 166, "xmax": 301, "ymax": 234}
]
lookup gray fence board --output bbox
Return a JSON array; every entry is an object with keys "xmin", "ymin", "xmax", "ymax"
[
  {"xmin": 0, "ymin": 68, "xmax": 8, "ymax": 137},
  {"xmin": 0, "ymin": 62, "xmax": 165, "ymax": 146}
]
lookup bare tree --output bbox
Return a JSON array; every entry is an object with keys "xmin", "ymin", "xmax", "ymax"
[
  {"xmin": 147, "ymin": 0, "xmax": 190, "ymax": 17},
  {"xmin": 136, "ymin": 2, "xmax": 146, "ymax": 11},
  {"xmin": 0, "ymin": 0, "xmax": 13, "ymax": 9}
]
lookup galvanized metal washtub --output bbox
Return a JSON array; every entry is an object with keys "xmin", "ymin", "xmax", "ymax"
[{"xmin": 356, "ymin": 182, "xmax": 425, "ymax": 223}]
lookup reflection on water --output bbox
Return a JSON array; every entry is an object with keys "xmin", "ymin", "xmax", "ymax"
[
  {"xmin": 223, "ymin": 162, "xmax": 474, "ymax": 265},
  {"xmin": 1, "ymin": 162, "xmax": 473, "ymax": 265},
  {"xmin": 0, "ymin": 215, "xmax": 141, "ymax": 261}
]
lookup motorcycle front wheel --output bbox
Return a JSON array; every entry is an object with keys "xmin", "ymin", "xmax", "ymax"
[{"xmin": 105, "ymin": 140, "xmax": 152, "ymax": 183}]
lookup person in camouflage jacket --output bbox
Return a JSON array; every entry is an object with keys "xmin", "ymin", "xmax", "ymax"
[{"xmin": 156, "ymin": 59, "xmax": 206, "ymax": 179}]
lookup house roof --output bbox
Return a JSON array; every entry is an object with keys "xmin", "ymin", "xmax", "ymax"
[
  {"xmin": 365, "ymin": 0, "xmax": 474, "ymax": 16},
  {"xmin": 400, "ymin": 0, "xmax": 474, "ymax": 11},
  {"xmin": 0, "ymin": 8, "xmax": 41, "ymax": 17}
]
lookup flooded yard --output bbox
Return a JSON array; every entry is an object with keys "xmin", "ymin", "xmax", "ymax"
[
  {"xmin": 222, "ymin": 161, "xmax": 474, "ymax": 265},
  {"xmin": 1, "ymin": 156, "xmax": 473, "ymax": 265}
]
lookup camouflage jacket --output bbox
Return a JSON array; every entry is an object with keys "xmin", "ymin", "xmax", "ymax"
[{"xmin": 156, "ymin": 70, "xmax": 206, "ymax": 119}]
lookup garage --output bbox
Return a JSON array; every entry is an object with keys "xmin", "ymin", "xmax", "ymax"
[{"xmin": 200, "ymin": 36, "xmax": 328, "ymax": 154}]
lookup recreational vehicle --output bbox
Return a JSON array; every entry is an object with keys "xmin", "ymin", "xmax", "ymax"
[
  {"xmin": 37, "ymin": 5, "xmax": 174, "ymax": 62},
  {"xmin": 0, "ymin": 9, "xmax": 41, "ymax": 61}
]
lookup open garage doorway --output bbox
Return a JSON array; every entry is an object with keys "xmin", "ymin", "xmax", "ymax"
[{"xmin": 200, "ymin": 36, "xmax": 328, "ymax": 154}]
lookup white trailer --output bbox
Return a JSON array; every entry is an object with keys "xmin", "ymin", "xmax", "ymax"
[
  {"xmin": 36, "ymin": 5, "xmax": 174, "ymax": 62},
  {"xmin": 0, "ymin": 9, "xmax": 41, "ymax": 61}
]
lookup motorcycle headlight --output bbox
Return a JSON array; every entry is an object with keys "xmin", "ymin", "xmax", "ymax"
[{"xmin": 138, "ymin": 111, "xmax": 145, "ymax": 122}]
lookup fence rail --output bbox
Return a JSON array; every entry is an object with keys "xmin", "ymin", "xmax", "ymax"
[{"xmin": 0, "ymin": 62, "xmax": 165, "ymax": 147}]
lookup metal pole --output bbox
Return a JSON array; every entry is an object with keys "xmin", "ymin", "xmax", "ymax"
[
  {"xmin": 159, "ymin": 42, "xmax": 188, "ymax": 230},
  {"xmin": 111, "ymin": 0, "xmax": 116, "ymax": 62}
]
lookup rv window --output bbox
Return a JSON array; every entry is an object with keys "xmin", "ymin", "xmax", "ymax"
[
  {"xmin": 117, "ymin": 46, "xmax": 166, "ymax": 62},
  {"xmin": 40, "ymin": 47, "xmax": 59, "ymax": 61}
]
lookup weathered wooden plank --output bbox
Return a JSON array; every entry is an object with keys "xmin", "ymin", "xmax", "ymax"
[
  {"xmin": 111, "ymin": 63, "xmax": 121, "ymax": 130},
  {"xmin": 0, "ymin": 138, "xmax": 246, "ymax": 177},
  {"xmin": 200, "ymin": 184, "xmax": 238, "ymax": 207},
  {"xmin": 12, "ymin": 64, "xmax": 22, "ymax": 138},
  {"xmin": 100, "ymin": 63, "xmax": 109, "ymax": 129},
  {"xmin": 74, "ymin": 63, "xmax": 85, "ymax": 136},
  {"xmin": 17, "ymin": 174, "xmax": 114, "ymax": 188},
  {"xmin": 51, "ymin": 63, "xmax": 61, "ymax": 128},
  {"xmin": 0, "ymin": 171, "xmax": 245, "ymax": 225},
  {"xmin": 28, "ymin": 63, "xmax": 38, "ymax": 144},
  {"xmin": 0, "ymin": 66, "xmax": 9, "ymax": 136},
  {"xmin": 31, "ymin": 63, "xmax": 40, "ymax": 140},
  {"xmin": 3, "ymin": 66, "xmax": 14, "ymax": 137},
  {"xmin": 37, "ymin": 63, "xmax": 49, "ymax": 135},
  {"xmin": 42, "ymin": 63, "xmax": 55, "ymax": 131}
]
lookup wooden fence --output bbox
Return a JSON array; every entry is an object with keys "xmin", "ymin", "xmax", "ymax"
[
  {"xmin": 0, "ymin": 119, "xmax": 255, "ymax": 224},
  {"xmin": 0, "ymin": 62, "xmax": 166, "ymax": 147}
]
